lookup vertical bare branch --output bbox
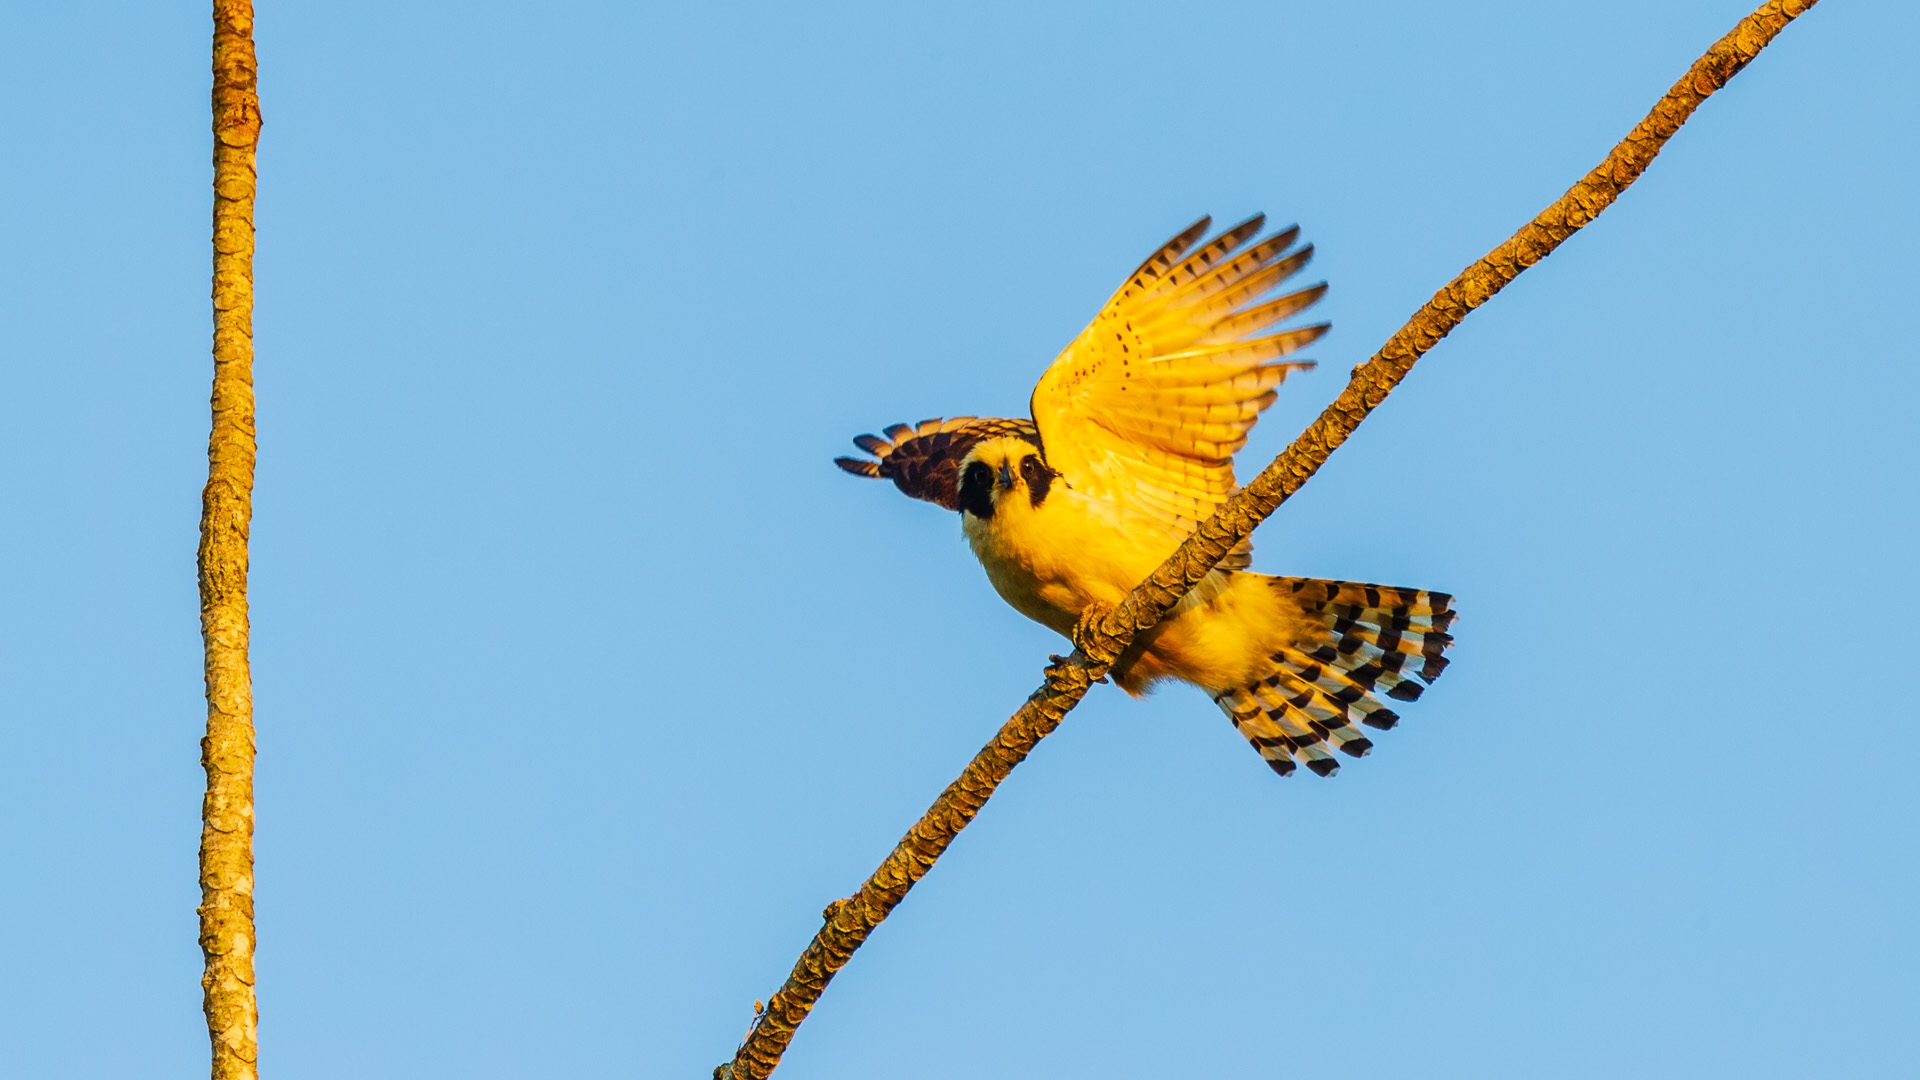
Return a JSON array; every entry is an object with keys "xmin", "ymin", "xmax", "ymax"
[
  {"xmin": 200, "ymin": 2, "xmax": 261, "ymax": 1077},
  {"xmin": 720, "ymin": 2, "xmax": 1819, "ymax": 1075}
]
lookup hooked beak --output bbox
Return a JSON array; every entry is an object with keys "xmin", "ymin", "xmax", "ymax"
[{"xmin": 997, "ymin": 460, "xmax": 1014, "ymax": 490}]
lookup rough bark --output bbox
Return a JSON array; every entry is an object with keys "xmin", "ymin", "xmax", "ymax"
[
  {"xmin": 718, "ymin": 2, "xmax": 1819, "ymax": 1075},
  {"xmin": 200, "ymin": 2, "xmax": 261, "ymax": 1078}
]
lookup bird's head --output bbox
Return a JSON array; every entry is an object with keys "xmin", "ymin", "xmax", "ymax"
[{"xmin": 956, "ymin": 437, "xmax": 1058, "ymax": 521}]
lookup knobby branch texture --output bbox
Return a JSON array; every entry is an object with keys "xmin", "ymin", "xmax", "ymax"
[
  {"xmin": 200, "ymin": 2, "xmax": 261, "ymax": 1078},
  {"xmin": 720, "ymin": 2, "xmax": 1818, "ymax": 1076}
]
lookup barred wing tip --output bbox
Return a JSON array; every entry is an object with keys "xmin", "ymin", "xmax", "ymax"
[
  {"xmin": 833, "ymin": 456, "xmax": 881, "ymax": 478},
  {"xmin": 832, "ymin": 416, "xmax": 1039, "ymax": 510}
]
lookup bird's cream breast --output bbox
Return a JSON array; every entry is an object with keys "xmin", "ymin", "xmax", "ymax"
[
  {"xmin": 961, "ymin": 508, "xmax": 1080, "ymax": 637},
  {"xmin": 961, "ymin": 483, "xmax": 1176, "ymax": 637}
]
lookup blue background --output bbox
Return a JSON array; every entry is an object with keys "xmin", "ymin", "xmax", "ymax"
[{"xmin": 2, "ymin": 1, "xmax": 1914, "ymax": 1076}]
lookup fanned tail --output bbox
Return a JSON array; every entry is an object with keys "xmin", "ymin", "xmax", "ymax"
[{"xmin": 1213, "ymin": 577, "xmax": 1456, "ymax": 778}]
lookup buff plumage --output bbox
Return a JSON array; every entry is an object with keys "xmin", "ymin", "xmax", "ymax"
[{"xmin": 835, "ymin": 216, "xmax": 1455, "ymax": 777}]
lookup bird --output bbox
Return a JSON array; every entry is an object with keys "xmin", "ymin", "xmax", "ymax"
[{"xmin": 834, "ymin": 215, "xmax": 1454, "ymax": 778}]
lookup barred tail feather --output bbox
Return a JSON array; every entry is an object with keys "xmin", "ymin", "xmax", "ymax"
[
  {"xmin": 1213, "ymin": 577, "xmax": 1456, "ymax": 778},
  {"xmin": 1214, "ymin": 688, "xmax": 1299, "ymax": 777}
]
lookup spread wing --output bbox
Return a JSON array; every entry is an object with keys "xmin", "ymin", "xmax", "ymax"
[
  {"xmin": 1029, "ymin": 214, "xmax": 1327, "ymax": 544},
  {"xmin": 834, "ymin": 416, "xmax": 1039, "ymax": 510}
]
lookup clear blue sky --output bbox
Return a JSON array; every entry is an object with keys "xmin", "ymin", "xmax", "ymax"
[{"xmin": 2, "ymin": 2, "xmax": 1914, "ymax": 1077}]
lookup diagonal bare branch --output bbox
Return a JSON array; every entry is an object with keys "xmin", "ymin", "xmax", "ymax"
[{"xmin": 719, "ymin": 2, "xmax": 1820, "ymax": 1075}]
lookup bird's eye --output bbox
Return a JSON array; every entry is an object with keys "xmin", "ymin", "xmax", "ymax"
[
  {"xmin": 958, "ymin": 460, "xmax": 996, "ymax": 519},
  {"xmin": 1020, "ymin": 455, "xmax": 1054, "ymax": 507}
]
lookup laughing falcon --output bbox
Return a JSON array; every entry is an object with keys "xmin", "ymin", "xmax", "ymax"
[{"xmin": 835, "ymin": 215, "xmax": 1454, "ymax": 778}]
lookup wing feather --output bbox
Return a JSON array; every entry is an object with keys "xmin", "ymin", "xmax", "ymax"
[
  {"xmin": 1133, "ymin": 215, "xmax": 1268, "ymax": 303},
  {"xmin": 1135, "ymin": 248, "xmax": 1319, "ymax": 339},
  {"xmin": 1098, "ymin": 216, "xmax": 1214, "ymax": 313},
  {"xmin": 1195, "ymin": 283, "xmax": 1330, "ymax": 344},
  {"xmin": 1030, "ymin": 218, "xmax": 1327, "ymax": 552}
]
